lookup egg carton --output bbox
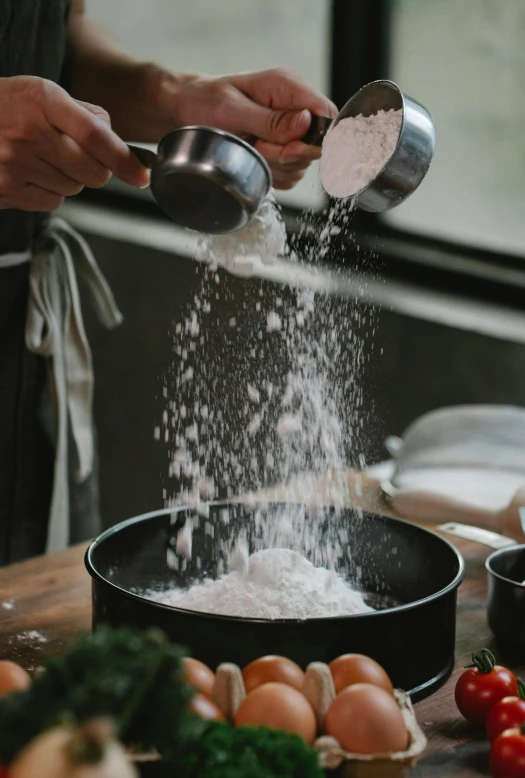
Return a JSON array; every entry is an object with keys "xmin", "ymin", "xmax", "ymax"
[{"xmin": 212, "ymin": 661, "xmax": 427, "ymax": 778}]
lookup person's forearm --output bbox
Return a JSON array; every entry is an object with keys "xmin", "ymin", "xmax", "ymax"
[{"xmin": 67, "ymin": 12, "xmax": 191, "ymax": 142}]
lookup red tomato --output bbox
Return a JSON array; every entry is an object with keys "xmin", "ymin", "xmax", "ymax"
[
  {"xmin": 487, "ymin": 695, "xmax": 525, "ymax": 742},
  {"xmin": 490, "ymin": 727, "xmax": 525, "ymax": 778},
  {"xmin": 455, "ymin": 649, "xmax": 518, "ymax": 726},
  {"xmin": 0, "ymin": 766, "xmax": 8, "ymax": 778}
]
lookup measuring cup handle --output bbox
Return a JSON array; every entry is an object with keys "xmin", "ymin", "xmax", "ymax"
[
  {"xmin": 301, "ymin": 114, "xmax": 333, "ymax": 147},
  {"xmin": 127, "ymin": 144, "xmax": 158, "ymax": 169}
]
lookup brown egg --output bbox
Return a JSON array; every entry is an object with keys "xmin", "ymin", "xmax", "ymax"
[
  {"xmin": 189, "ymin": 693, "xmax": 224, "ymax": 721},
  {"xmin": 183, "ymin": 657, "xmax": 215, "ymax": 698},
  {"xmin": 234, "ymin": 682, "xmax": 317, "ymax": 744},
  {"xmin": 325, "ymin": 683, "xmax": 409, "ymax": 754},
  {"xmin": 329, "ymin": 654, "xmax": 393, "ymax": 695},
  {"xmin": 0, "ymin": 661, "xmax": 30, "ymax": 698},
  {"xmin": 242, "ymin": 656, "xmax": 305, "ymax": 693}
]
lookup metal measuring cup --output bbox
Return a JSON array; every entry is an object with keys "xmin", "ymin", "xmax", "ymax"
[
  {"xmin": 127, "ymin": 118, "xmax": 328, "ymax": 235},
  {"xmin": 127, "ymin": 79, "xmax": 435, "ymax": 233},
  {"xmin": 128, "ymin": 127, "xmax": 272, "ymax": 235},
  {"xmin": 317, "ymin": 79, "xmax": 436, "ymax": 212}
]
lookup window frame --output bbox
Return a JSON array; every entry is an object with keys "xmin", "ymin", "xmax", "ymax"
[{"xmin": 329, "ymin": 0, "xmax": 525, "ymax": 307}]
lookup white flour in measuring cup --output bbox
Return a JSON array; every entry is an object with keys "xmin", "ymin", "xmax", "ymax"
[{"xmin": 320, "ymin": 109, "xmax": 402, "ymax": 199}]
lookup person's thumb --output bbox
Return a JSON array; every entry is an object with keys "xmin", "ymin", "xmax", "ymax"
[
  {"xmin": 234, "ymin": 96, "xmax": 313, "ymax": 145},
  {"xmin": 265, "ymin": 108, "xmax": 312, "ymax": 145}
]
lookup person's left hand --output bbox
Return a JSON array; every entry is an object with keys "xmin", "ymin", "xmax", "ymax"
[{"xmin": 170, "ymin": 68, "xmax": 338, "ymax": 190}]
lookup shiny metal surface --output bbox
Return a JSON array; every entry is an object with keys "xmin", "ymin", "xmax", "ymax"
[
  {"xmin": 331, "ymin": 79, "xmax": 436, "ymax": 212},
  {"xmin": 487, "ymin": 544, "xmax": 525, "ymax": 649},
  {"xmin": 129, "ymin": 126, "xmax": 271, "ymax": 234},
  {"xmin": 127, "ymin": 80, "xmax": 434, "ymax": 230},
  {"xmin": 438, "ymin": 523, "xmax": 516, "ymax": 550}
]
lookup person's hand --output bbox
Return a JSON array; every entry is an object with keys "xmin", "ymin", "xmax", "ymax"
[
  {"xmin": 172, "ymin": 68, "xmax": 338, "ymax": 190},
  {"xmin": 0, "ymin": 76, "xmax": 150, "ymax": 212}
]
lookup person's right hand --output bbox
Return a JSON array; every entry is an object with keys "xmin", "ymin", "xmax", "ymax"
[{"xmin": 0, "ymin": 76, "xmax": 150, "ymax": 212}]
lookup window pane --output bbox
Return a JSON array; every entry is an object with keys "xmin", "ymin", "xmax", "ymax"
[
  {"xmin": 386, "ymin": 0, "xmax": 525, "ymax": 256},
  {"xmin": 87, "ymin": 0, "xmax": 331, "ymax": 209}
]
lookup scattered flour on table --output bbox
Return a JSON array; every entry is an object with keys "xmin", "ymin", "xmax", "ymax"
[
  {"xmin": 320, "ymin": 109, "xmax": 403, "ymax": 198},
  {"xmin": 147, "ymin": 548, "xmax": 372, "ymax": 620},
  {"xmin": 1, "ymin": 601, "xmax": 14, "ymax": 610},
  {"xmin": 14, "ymin": 630, "xmax": 48, "ymax": 644}
]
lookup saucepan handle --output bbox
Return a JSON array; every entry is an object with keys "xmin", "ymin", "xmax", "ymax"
[
  {"xmin": 301, "ymin": 114, "xmax": 333, "ymax": 147},
  {"xmin": 127, "ymin": 144, "xmax": 158, "ymax": 169},
  {"xmin": 437, "ymin": 522, "xmax": 517, "ymax": 549}
]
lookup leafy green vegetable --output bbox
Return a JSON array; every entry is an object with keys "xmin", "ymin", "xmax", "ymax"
[
  {"xmin": 161, "ymin": 721, "xmax": 324, "ymax": 778},
  {"xmin": 0, "ymin": 627, "xmax": 194, "ymax": 763},
  {"xmin": 0, "ymin": 626, "xmax": 324, "ymax": 778}
]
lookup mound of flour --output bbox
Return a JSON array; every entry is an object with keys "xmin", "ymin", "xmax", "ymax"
[
  {"xmin": 320, "ymin": 109, "xmax": 402, "ymax": 198},
  {"xmin": 196, "ymin": 195, "xmax": 287, "ymax": 276},
  {"xmin": 148, "ymin": 548, "xmax": 373, "ymax": 620}
]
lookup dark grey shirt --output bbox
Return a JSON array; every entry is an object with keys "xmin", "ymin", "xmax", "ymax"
[
  {"xmin": 0, "ymin": 0, "xmax": 72, "ymax": 253},
  {"xmin": 0, "ymin": 0, "xmax": 74, "ymax": 564}
]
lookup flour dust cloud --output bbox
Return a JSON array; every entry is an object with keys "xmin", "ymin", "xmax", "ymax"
[{"xmin": 152, "ymin": 193, "xmax": 379, "ymax": 619}]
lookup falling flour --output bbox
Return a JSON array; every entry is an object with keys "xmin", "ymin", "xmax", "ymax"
[
  {"xmin": 148, "ymin": 548, "xmax": 372, "ymax": 620},
  {"xmin": 196, "ymin": 195, "xmax": 287, "ymax": 276},
  {"xmin": 156, "ymin": 178, "xmax": 374, "ymax": 609},
  {"xmin": 320, "ymin": 109, "xmax": 403, "ymax": 198}
]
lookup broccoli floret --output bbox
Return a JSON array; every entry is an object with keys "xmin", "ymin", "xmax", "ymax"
[
  {"xmin": 0, "ymin": 627, "xmax": 194, "ymax": 763},
  {"xmin": 162, "ymin": 721, "xmax": 324, "ymax": 778}
]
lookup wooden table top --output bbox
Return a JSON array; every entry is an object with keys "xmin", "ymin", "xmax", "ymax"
[{"xmin": 0, "ymin": 473, "xmax": 517, "ymax": 777}]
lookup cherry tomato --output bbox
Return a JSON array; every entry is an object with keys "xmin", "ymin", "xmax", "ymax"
[
  {"xmin": 455, "ymin": 649, "xmax": 518, "ymax": 726},
  {"xmin": 490, "ymin": 726, "xmax": 525, "ymax": 778},
  {"xmin": 0, "ymin": 765, "xmax": 8, "ymax": 778},
  {"xmin": 487, "ymin": 685, "xmax": 525, "ymax": 742}
]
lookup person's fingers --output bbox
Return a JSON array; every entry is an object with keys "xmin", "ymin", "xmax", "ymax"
[
  {"xmin": 43, "ymin": 85, "xmax": 149, "ymax": 187},
  {"xmin": 270, "ymin": 169, "xmax": 306, "ymax": 190},
  {"xmin": 40, "ymin": 127, "xmax": 112, "ymax": 189},
  {"xmin": 223, "ymin": 89, "xmax": 313, "ymax": 145},
  {"xmin": 30, "ymin": 158, "xmax": 84, "ymax": 197},
  {"xmin": 75, "ymin": 100, "xmax": 112, "ymax": 126},
  {"xmin": 233, "ymin": 68, "xmax": 338, "ymax": 118},
  {"xmin": 255, "ymin": 139, "xmax": 317, "ymax": 169},
  {"xmin": 279, "ymin": 139, "xmax": 322, "ymax": 164},
  {"xmin": 21, "ymin": 184, "xmax": 65, "ymax": 212}
]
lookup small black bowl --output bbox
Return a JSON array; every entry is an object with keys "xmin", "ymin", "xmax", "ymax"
[
  {"xmin": 487, "ymin": 544, "xmax": 525, "ymax": 651},
  {"xmin": 85, "ymin": 502, "xmax": 465, "ymax": 701}
]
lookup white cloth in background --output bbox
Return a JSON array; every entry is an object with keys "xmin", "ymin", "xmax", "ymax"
[
  {"xmin": 0, "ymin": 250, "xmax": 31, "ymax": 268},
  {"xmin": 368, "ymin": 405, "xmax": 525, "ymax": 533},
  {"xmin": 25, "ymin": 218, "xmax": 123, "ymax": 553}
]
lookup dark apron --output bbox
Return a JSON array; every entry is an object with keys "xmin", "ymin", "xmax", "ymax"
[{"xmin": 0, "ymin": 0, "xmax": 101, "ymax": 564}]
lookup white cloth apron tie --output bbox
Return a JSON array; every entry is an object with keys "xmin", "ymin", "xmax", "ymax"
[{"xmin": 25, "ymin": 218, "xmax": 123, "ymax": 553}]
